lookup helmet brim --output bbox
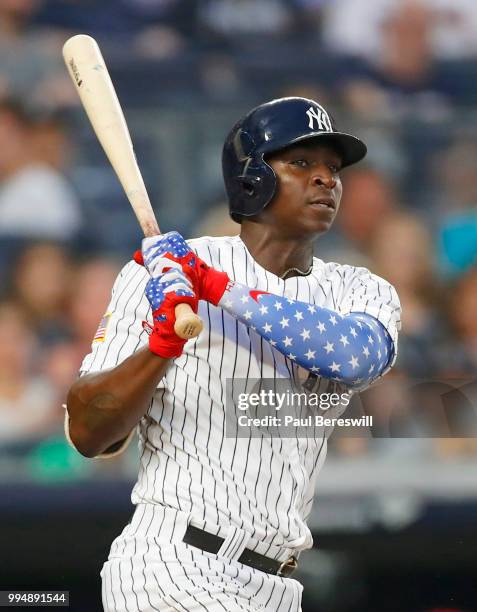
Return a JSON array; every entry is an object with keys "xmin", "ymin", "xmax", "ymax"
[{"xmin": 269, "ymin": 131, "xmax": 367, "ymax": 168}]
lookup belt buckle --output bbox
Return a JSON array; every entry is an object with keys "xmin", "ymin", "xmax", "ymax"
[{"xmin": 277, "ymin": 555, "xmax": 298, "ymax": 577}]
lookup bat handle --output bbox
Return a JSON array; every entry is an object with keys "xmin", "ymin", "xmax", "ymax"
[{"xmin": 174, "ymin": 303, "xmax": 203, "ymax": 339}]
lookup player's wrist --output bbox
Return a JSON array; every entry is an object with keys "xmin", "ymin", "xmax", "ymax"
[
  {"xmin": 146, "ymin": 324, "xmax": 186, "ymax": 358},
  {"xmin": 199, "ymin": 265, "xmax": 230, "ymax": 306}
]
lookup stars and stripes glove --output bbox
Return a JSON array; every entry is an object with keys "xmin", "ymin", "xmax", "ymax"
[
  {"xmin": 142, "ymin": 266, "xmax": 198, "ymax": 359},
  {"xmin": 134, "ymin": 232, "xmax": 229, "ymax": 306}
]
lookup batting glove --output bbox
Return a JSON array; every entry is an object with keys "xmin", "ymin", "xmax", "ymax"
[
  {"xmin": 143, "ymin": 266, "xmax": 198, "ymax": 359},
  {"xmin": 134, "ymin": 232, "xmax": 229, "ymax": 306}
]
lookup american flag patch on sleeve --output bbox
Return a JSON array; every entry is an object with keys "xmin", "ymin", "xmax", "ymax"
[{"xmin": 93, "ymin": 312, "xmax": 111, "ymax": 343}]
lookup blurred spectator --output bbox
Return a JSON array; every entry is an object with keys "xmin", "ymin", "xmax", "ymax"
[
  {"xmin": 379, "ymin": 0, "xmax": 433, "ymax": 88},
  {"xmin": 339, "ymin": 79, "xmax": 393, "ymax": 121},
  {"xmin": 9, "ymin": 242, "xmax": 72, "ymax": 345},
  {"xmin": 41, "ymin": 341, "xmax": 82, "ymax": 410},
  {"xmin": 0, "ymin": 300, "xmax": 58, "ymax": 445},
  {"xmin": 32, "ymin": 0, "xmax": 128, "ymax": 37},
  {"xmin": 199, "ymin": 54, "xmax": 242, "ymax": 101},
  {"xmin": 369, "ymin": 211, "xmax": 435, "ymax": 332},
  {"xmin": 434, "ymin": 137, "xmax": 477, "ymax": 213},
  {"xmin": 428, "ymin": 0, "xmax": 477, "ymax": 60},
  {"xmin": 339, "ymin": 168, "xmax": 398, "ymax": 248},
  {"xmin": 198, "ymin": 0, "xmax": 296, "ymax": 42},
  {"xmin": 31, "ymin": 109, "xmax": 72, "ymax": 171},
  {"xmin": 322, "ymin": 0, "xmax": 477, "ymax": 65},
  {"xmin": 38, "ymin": 0, "xmax": 193, "ymax": 62},
  {"xmin": 434, "ymin": 138, "xmax": 477, "ymax": 277},
  {"xmin": 319, "ymin": 167, "xmax": 398, "ymax": 265},
  {"xmin": 131, "ymin": 23, "xmax": 186, "ymax": 61},
  {"xmin": 0, "ymin": 0, "xmax": 74, "ymax": 107},
  {"xmin": 369, "ymin": 211, "xmax": 449, "ymax": 377},
  {"xmin": 191, "ymin": 201, "xmax": 240, "ymax": 238},
  {"xmin": 438, "ymin": 209, "xmax": 477, "ymax": 278},
  {"xmin": 122, "ymin": 0, "xmax": 193, "ymax": 60},
  {"xmin": 0, "ymin": 99, "xmax": 82, "ymax": 242},
  {"xmin": 322, "ymin": 0, "xmax": 477, "ymax": 116},
  {"xmin": 68, "ymin": 257, "xmax": 121, "ymax": 356},
  {"xmin": 445, "ymin": 267, "xmax": 477, "ymax": 373}
]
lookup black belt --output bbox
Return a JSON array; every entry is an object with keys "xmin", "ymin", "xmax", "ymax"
[{"xmin": 182, "ymin": 525, "xmax": 298, "ymax": 577}]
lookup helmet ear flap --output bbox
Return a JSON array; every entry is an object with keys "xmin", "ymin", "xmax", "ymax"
[
  {"xmin": 232, "ymin": 129, "xmax": 266, "ymax": 200},
  {"xmin": 237, "ymin": 175, "xmax": 261, "ymax": 197},
  {"xmin": 231, "ymin": 158, "xmax": 276, "ymax": 220}
]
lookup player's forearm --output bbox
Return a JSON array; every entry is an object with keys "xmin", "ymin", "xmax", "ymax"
[
  {"xmin": 67, "ymin": 346, "xmax": 170, "ymax": 457},
  {"xmin": 218, "ymin": 281, "xmax": 393, "ymax": 387}
]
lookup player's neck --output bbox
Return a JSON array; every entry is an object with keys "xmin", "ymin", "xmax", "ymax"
[{"xmin": 239, "ymin": 226, "xmax": 314, "ymax": 279}]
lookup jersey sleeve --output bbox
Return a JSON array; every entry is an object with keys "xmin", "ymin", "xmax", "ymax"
[
  {"xmin": 80, "ymin": 260, "xmax": 151, "ymax": 374},
  {"xmin": 66, "ymin": 260, "xmax": 151, "ymax": 459},
  {"xmin": 339, "ymin": 267, "xmax": 402, "ymax": 369}
]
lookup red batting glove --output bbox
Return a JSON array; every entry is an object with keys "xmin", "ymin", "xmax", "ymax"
[
  {"xmin": 142, "ymin": 266, "xmax": 199, "ymax": 359},
  {"xmin": 194, "ymin": 259, "xmax": 230, "ymax": 306},
  {"xmin": 134, "ymin": 233, "xmax": 230, "ymax": 306},
  {"xmin": 144, "ymin": 291, "xmax": 198, "ymax": 358}
]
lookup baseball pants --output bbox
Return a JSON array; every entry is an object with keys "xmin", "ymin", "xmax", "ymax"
[{"xmin": 101, "ymin": 503, "xmax": 303, "ymax": 612}]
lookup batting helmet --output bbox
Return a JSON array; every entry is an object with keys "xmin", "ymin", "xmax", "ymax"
[{"xmin": 222, "ymin": 97, "xmax": 367, "ymax": 222}]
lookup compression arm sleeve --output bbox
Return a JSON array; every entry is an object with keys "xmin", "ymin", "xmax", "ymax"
[{"xmin": 218, "ymin": 281, "xmax": 395, "ymax": 388}]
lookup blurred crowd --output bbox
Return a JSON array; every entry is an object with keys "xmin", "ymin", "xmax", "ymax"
[{"xmin": 1, "ymin": 0, "xmax": 477, "ymax": 479}]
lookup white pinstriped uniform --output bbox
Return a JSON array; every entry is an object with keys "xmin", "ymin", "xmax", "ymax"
[{"xmin": 79, "ymin": 235, "xmax": 401, "ymax": 612}]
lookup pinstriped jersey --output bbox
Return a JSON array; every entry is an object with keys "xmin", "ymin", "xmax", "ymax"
[{"xmin": 80, "ymin": 235, "xmax": 401, "ymax": 554}]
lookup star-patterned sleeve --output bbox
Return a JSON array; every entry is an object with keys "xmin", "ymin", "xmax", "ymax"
[
  {"xmin": 217, "ymin": 281, "xmax": 395, "ymax": 388},
  {"xmin": 339, "ymin": 267, "xmax": 401, "ymax": 372}
]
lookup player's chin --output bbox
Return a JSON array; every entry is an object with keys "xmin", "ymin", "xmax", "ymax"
[{"xmin": 301, "ymin": 209, "xmax": 336, "ymax": 236}]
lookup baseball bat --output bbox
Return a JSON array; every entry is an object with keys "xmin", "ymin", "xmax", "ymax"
[{"xmin": 62, "ymin": 34, "xmax": 203, "ymax": 340}]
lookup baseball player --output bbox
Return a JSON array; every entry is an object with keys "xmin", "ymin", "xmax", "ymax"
[{"xmin": 66, "ymin": 97, "xmax": 401, "ymax": 612}]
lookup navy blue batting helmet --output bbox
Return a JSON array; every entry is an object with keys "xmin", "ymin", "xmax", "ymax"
[{"xmin": 222, "ymin": 97, "xmax": 367, "ymax": 222}]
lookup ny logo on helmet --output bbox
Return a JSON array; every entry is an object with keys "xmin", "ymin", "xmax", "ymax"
[{"xmin": 306, "ymin": 106, "xmax": 332, "ymax": 132}]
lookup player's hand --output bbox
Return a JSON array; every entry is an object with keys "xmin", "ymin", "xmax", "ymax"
[
  {"xmin": 138, "ymin": 231, "xmax": 197, "ymax": 280},
  {"xmin": 143, "ymin": 266, "xmax": 198, "ymax": 358},
  {"xmin": 134, "ymin": 232, "xmax": 230, "ymax": 306}
]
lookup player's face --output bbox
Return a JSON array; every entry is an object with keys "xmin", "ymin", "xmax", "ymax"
[{"xmin": 264, "ymin": 142, "xmax": 343, "ymax": 238}]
